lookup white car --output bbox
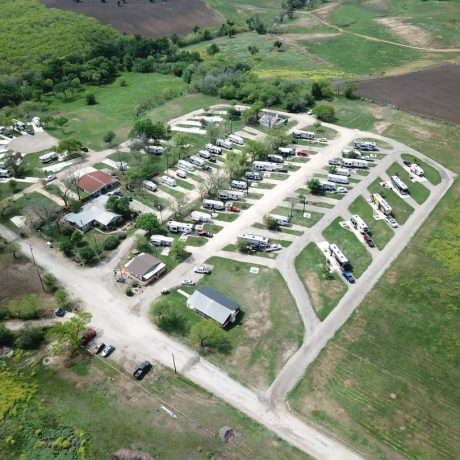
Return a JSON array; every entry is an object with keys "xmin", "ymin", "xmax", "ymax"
[
  {"xmin": 117, "ymin": 161, "xmax": 128, "ymax": 171},
  {"xmin": 194, "ymin": 266, "xmax": 211, "ymax": 274},
  {"xmin": 46, "ymin": 175, "xmax": 57, "ymax": 182},
  {"xmin": 101, "ymin": 345, "xmax": 115, "ymax": 358},
  {"xmin": 181, "ymin": 279, "xmax": 195, "ymax": 286},
  {"xmin": 386, "ymin": 216, "xmax": 399, "ymax": 228},
  {"xmin": 266, "ymin": 243, "xmax": 282, "ymax": 252},
  {"xmin": 318, "ymin": 138, "xmax": 328, "ymax": 144},
  {"xmin": 336, "ymin": 187, "xmax": 348, "ymax": 193}
]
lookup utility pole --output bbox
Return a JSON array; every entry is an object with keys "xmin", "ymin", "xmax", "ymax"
[
  {"xmin": 29, "ymin": 245, "xmax": 45, "ymax": 292},
  {"xmin": 172, "ymin": 353, "xmax": 177, "ymax": 374}
]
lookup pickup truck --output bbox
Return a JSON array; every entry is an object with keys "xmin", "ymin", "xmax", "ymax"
[
  {"xmin": 342, "ymin": 271, "xmax": 355, "ymax": 284},
  {"xmin": 133, "ymin": 361, "xmax": 152, "ymax": 380},
  {"xmin": 80, "ymin": 329, "xmax": 96, "ymax": 346}
]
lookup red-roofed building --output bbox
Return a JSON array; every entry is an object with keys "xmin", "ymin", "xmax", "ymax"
[{"xmin": 77, "ymin": 171, "xmax": 119, "ymax": 196}]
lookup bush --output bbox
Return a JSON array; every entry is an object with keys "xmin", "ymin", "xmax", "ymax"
[
  {"xmin": 0, "ymin": 325, "xmax": 15, "ymax": 346},
  {"xmin": 85, "ymin": 93, "xmax": 96, "ymax": 105},
  {"xmin": 125, "ymin": 287, "xmax": 134, "ymax": 297},
  {"xmin": 3, "ymin": 294, "xmax": 47, "ymax": 319},
  {"xmin": 118, "ymin": 233, "xmax": 127, "ymax": 240},
  {"xmin": 103, "ymin": 235, "xmax": 120, "ymax": 251},
  {"xmin": 43, "ymin": 273, "xmax": 59, "ymax": 293},
  {"xmin": 59, "ymin": 239, "xmax": 73, "ymax": 256},
  {"xmin": 78, "ymin": 246, "xmax": 97, "ymax": 265},
  {"xmin": 15, "ymin": 327, "xmax": 45, "ymax": 350},
  {"xmin": 313, "ymin": 104, "xmax": 336, "ymax": 122}
]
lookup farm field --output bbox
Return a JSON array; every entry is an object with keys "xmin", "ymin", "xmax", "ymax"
[
  {"xmin": 289, "ymin": 181, "xmax": 460, "ymax": 460},
  {"xmin": 295, "ymin": 243, "xmax": 347, "ymax": 321},
  {"xmin": 356, "ymin": 65, "xmax": 460, "ymax": 124},
  {"xmin": 42, "ymin": 0, "xmax": 223, "ymax": 38},
  {"xmin": 150, "ymin": 257, "xmax": 303, "ymax": 390}
]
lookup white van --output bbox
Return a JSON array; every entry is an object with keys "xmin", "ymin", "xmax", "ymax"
[
  {"xmin": 229, "ymin": 134, "xmax": 244, "ymax": 145},
  {"xmin": 161, "ymin": 175, "xmax": 177, "ymax": 187},
  {"xmin": 231, "ymin": 180, "xmax": 247, "ymax": 190},
  {"xmin": 176, "ymin": 169, "xmax": 187, "ymax": 179},
  {"xmin": 178, "ymin": 159, "xmax": 195, "ymax": 172},
  {"xmin": 142, "ymin": 180, "xmax": 157, "ymax": 192}
]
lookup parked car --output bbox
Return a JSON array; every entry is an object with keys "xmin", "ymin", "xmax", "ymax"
[
  {"xmin": 198, "ymin": 230, "xmax": 213, "ymax": 238},
  {"xmin": 201, "ymin": 164, "xmax": 211, "ymax": 171},
  {"xmin": 403, "ymin": 160, "xmax": 411, "ymax": 167},
  {"xmin": 161, "ymin": 288, "xmax": 170, "ymax": 295},
  {"xmin": 194, "ymin": 266, "xmax": 211, "ymax": 274},
  {"xmin": 336, "ymin": 187, "xmax": 348, "ymax": 194},
  {"xmin": 80, "ymin": 146, "xmax": 89, "ymax": 153},
  {"xmin": 342, "ymin": 271, "xmax": 355, "ymax": 284},
  {"xmin": 46, "ymin": 175, "xmax": 57, "ymax": 182},
  {"xmin": 318, "ymin": 138, "xmax": 328, "ymax": 144},
  {"xmin": 54, "ymin": 307, "xmax": 65, "ymax": 317},
  {"xmin": 113, "ymin": 191, "xmax": 123, "ymax": 197},
  {"xmin": 386, "ymin": 216, "xmax": 399, "ymax": 228},
  {"xmin": 133, "ymin": 361, "xmax": 152, "ymax": 380},
  {"xmin": 228, "ymin": 206, "xmax": 240, "ymax": 213},
  {"xmin": 328, "ymin": 159, "xmax": 340, "ymax": 166},
  {"xmin": 80, "ymin": 329, "xmax": 96, "ymax": 346},
  {"xmin": 363, "ymin": 233, "xmax": 375, "ymax": 248},
  {"xmin": 101, "ymin": 345, "xmax": 115, "ymax": 358},
  {"xmin": 208, "ymin": 157, "xmax": 217, "ymax": 163},
  {"xmin": 93, "ymin": 342, "xmax": 105, "ymax": 354},
  {"xmin": 297, "ymin": 150, "xmax": 309, "ymax": 157},
  {"xmin": 266, "ymin": 243, "xmax": 282, "ymax": 252},
  {"xmin": 181, "ymin": 279, "xmax": 195, "ymax": 286}
]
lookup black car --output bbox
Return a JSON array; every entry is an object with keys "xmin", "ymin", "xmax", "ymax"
[
  {"xmin": 403, "ymin": 160, "xmax": 411, "ymax": 167},
  {"xmin": 133, "ymin": 361, "xmax": 152, "ymax": 380},
  {"xmin": 54, "ymin": 307, "xmax": 65, "ymax": 317},
  {"xmin": 80, "ymin": 146, "xmax": 89, "ymax": 152},
  {"xmin": 208, "ymin": 157, "xmax": 217, "ymax": 163},
  {"xmin": 113, "ymin": 191, "xmax": 123, "ymax": 197},
  {"xmin": 201, "ymin": 164, "xmax": 211, "ymax": 171}
]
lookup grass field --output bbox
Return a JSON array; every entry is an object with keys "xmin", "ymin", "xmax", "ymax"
[
  {"xmin": 401, "ymin": 154, "xmax": 442, "ymax": 185},
  {"xmin": 151, "ymin": 257, "xmax": 303, "ymax": 390},
  {"xmin": 289, "ymin": 181, "xmax": 460, "ymax": 459},
  {"xmin": 0, "ymin": 181, "xmax": 32, "ymax": 200},
  {"xmin": 348, "ymin": 195, "xmax": 394, "ymax": 250},
  {"xmin": 295, "ymin": 243, "xmax": 348, "ymax": 321},
  {"xmin": 386, "ymin": 162, "xmax": 430, "ymax": 204},
  {"xmin": 368, "ymin": 177, "xmax": 414, "ymax": 224},
  {"xmin": 271, "ymin": 206, "xmax": 323, "ymax": 227},
  {"xmin": 323, "ymin": 217, "xmax": 372, "ymax": 278}
]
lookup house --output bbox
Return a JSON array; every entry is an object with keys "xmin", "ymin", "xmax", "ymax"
[
  {"xmin": 124, "ymin": 253, "xmax": 166, "ymax": 285},
  {"xmin": 259, "ymin": 112, "xmax": 288, "ymax": 128},
  {"xmin": 77, "ymin": 170, "xmax": 119, "ymax": 196},
  {"xmin": 64, "ymin": 195, "xmax": 122, "ymax": 232},
  {"xmin": 187, "ymin": 287, "xmax": 240, "ymax": 328}
]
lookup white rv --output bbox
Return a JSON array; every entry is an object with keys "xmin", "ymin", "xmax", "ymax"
[
  {"xmin": 202, "ymin": 199, "xmax": 225, "ymax": 211},
  {"xmin": 150, "ymin": 234, "xmax": 174, "ymax": 246},
  {"xmin": 218, "ymin": 190, "xmax": 244, "ymax": 201},
  {"xmin": 177, "ymin": 159, "xmax": 195, "ymax": 172},
  {"xmin": 39, "ymin": 152, "xmax": 58, "ymax": 164},
  {"xmin": 161, "ymin": 175, "xmax": 177, "ymax": 187},
  {"xmin": 189, "ymin": 156, "xmax": 205, "ymax": 167},
  {"xmin": 268, "ymin": 214, "xmax": 290, "ymax": 226},
  {"xmin": 142, "ymin": 180, "xmax": 157, "ymax": 192},
  {"xmin": 267, "ymin": 154, "xmax": 284, "ymax": 164},
  {"xmin": 238, "ymin": 233, "xmax": 269, "ymax": 248},
  {"xmin": 146, "ymin": 145, "xmax": 164, "ymax": 155},
  {"xmin": 410, "ymin": 164, "xmax": 424, "ymax": 177},
  {"xmin": 372, "ymin": 194, "xmax": 392, "ymax": 215},
  {"xmin": 328, "ymin": 174, "xmax": 349, "ymax": 184},
  {"xmin": 334, "ymin": 167, "xmax": 350, "ymax": 177},
  {"xmin": 244, "ymin": 171, "xmax": 263, "ymax": 181},
  {"xmin": 319, "ymin": 182, "xmax": 337, "ymax": 192},
  {"xmin": 205, "ymin": 143, "xmax": 222, "ymax": 155},
  {"xmin": 230, "ymin": 180, "xmax": 247, "ymax": 190},
  {"xmin": 167, "ymin": 220, "xmax": 193, "ymax": 234},
  {"xmin": 191, "ymin": 211, "xmax": 212, "ymax": 222},
  {"xmin": 278, "ymin": 147, "xmax": 295, "ymax": 157},
  {"xmin": 253, "ymin": 161, "xmax": 278, "ymax": 172},
  {"xmin": 328, "ymin": 244, "xmax": 349, "ymax": 267},
  {"xmin": 343, "ymin": 158, "xmax": 368, "ymax": 169},
  {"xmin": 198, "ymin": 150, "xmax": 211, "ymax": 160},
  {"xmin": 391, "ymin": 176, "xmax": 409, "ymax": 194},
  {"xmin": 229, "ymin": 134, "xmax": 244, "ymax": 145},
  {"xmin": 292, "ymin": 130, "xmax": 315, "ymax": 140},
  {"xmin": 350, "ymin": 215, "xmax": 369, "ymax": 234},
  {"xmin": 216, "ymin": 138, "xmax": 232, "ymax": 150},
  {"xmin": 0, "ymin": 169, "xmax": 11, "ymax": 178}
]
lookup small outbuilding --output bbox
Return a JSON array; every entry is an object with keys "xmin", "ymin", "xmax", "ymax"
[
  {"xmin": 187, "ymin": 287, "xmax": 240, "ymax": 327},
  {"xmin": 124, "ymin": 253, "xmax": 166, "ymax": 285}
]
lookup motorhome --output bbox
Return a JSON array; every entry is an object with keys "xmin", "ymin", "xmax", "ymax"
[
  {"xmin": 229, "ymin": 134, "xmax": 244, "ymax": 145},
  {"xmin": 354, "ymin": 140, "xmax": 378, "ymax": 151},
  {"xmin": 231, "ymin": 180, "xmax": 247, "ymax": 190},
  {"xmin": 189, "ymin": 156, "xmax": 205, "ymax": 167},
  {"xmin": 410, "ymin": 164, "xmax": 424, "ymax": 177},
  {"xmin": 319, "ymin": 182, "xmax": 337, "ymax": 192},
  {"xmin": 191, "ymin": 211, "xmax": 212, "ymax": 222},
  {"xmin": 146, "ymin": 145, "xmax": 164, "ymax": 155},
  {"xmin": 218, "ymin": 190, "xmax": 244, "ymax": 201},
  {"xmin": 268, "ymin": 214, "xmax": 290, "ymax": 226},
  {"xmin": 176, "ymin": 169, "xmax": 187, "ymax": 179},
  {"xmin": 238, "ymin": 233, "xmax": 269, "ymax": 249},
  {"xmin": 292, "ymin": 130, "xmax": 315, "ymax": 140},
  {"xmin": 350, "ymin": 215, "xmax": 369, "ymax": 234},
  {"xmin": 278, "ymin": 147, "xmax": 295, "ymax": 157},
  {"xmin": 205, "ymin": 144, "xmax": 222, "ymax": 155},
  {"xmin": 267, "ymin": 154, "xmax": 284, "ymax": 164},
  {"xmin": 328, "ymin": 244, "xmax": 349, "ymax": 267},
  {"xmin": 391, "ymin": 175, "xmax": 409, "ymax": 195},
  {"xmin": 177, "ymin": 159, "xmax": 195, "ymax": 172},
  {"xmin": 343, "ymin": 158, "xmax": 368, "ymax": 169},
  {"xmin": 167, "ymin": 221, "xmax": 194, "ymax": 234},
  {"xmin": 150, "ymin": 235, "xmax": 174, "ymax": 246},
  {"xmin": 244, "ymin": 171, "xmax": 263, "ymax": 181},
  {"xmin": 328, "ymin": 173, "xmax": 349, "ymax": 184},
  {"xmin": 161, "ymin": 176, "xmax": 177, "ymax": 187},
  {"xmin": 202, "ymin": 199, "xmax": 225, "ymax": 211},
  {"xmin": 334, "ymin": 167, "xmax": 351, "ymax": 177},
  {"xmin": 39, "ymin": 152, "xmax": 58, "ymax": 164},
  {"xmin": 372, "ymin": 193, "xmax": 392, "ymax": 215},
  {"xmin": 198, "ymin": 150, "xmax": 211, "ymax": 160},
  {"xmin": 253, "ymin": 161, "xmax": 279, "ymax": 172},
  {"xmin": 142, "ymin": 180, "xmax": 157, "ymax": 192},
  {"xmin": 32, "ymin": 117, "xmax": 41, "ymax": 127},
  {"xmin": 0, "ymin": 169, "xmax": 11, "ymax": 178},
  {"xmin": 216, "ymin": 138, "xmax": 232, "ymax": 150}
]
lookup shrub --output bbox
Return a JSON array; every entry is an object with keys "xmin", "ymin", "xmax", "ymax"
[
  {"xmin": 85, "ymin": 93, "xmax": 96, "ymax": 105},
  {"xmin": 78, "ymin": 246, "xmax": 97, "ymax": 265},
  {"xmin": 59, "ymin": 239, "xmax": 73, "ymax": 256},
  {"xmin": 3, "ymin": 294, "xmax": 47, "ymax": 319},
  {"xmin": 103, "ymin": 235, "xmax": 119, "ymax": 251},
  {"xmin": 125, "ymin": 287, "xmax": 134, "ymax": 297},
  {"xmin": 313, "ymin": 104, "xmax": 335, "ymax": 122},
  {"xmin": 15, "ymin": 327, "xmax": 45, "ymax": 350},
  {"xmin": 43, "ymin": 273, "xmax": 59, "ymax": 293},
  {"xmin": 0, "ymin": 325, "xmax": 15, "ymax": 346}
]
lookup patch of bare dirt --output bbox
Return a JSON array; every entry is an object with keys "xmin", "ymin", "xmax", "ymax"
[
  {"xmin": 363, "ymin": 0, "xmax": 390, "ymax": 13},
  {"xmin": 303, "ymin": 272, "xmax": 321, "ymax": 310},
  {"xmin": 279, "ymin": 13, "xmax": 319, "ymax": 30},
  {"xmin": 314, "ymin": 2, "xmax": 341, "ymax": 20},
  {"xmin": 375, "ymin": 17, "xmax": 436, "ymax": 48},
  {"xmin": 244, "ymin": 291, "xmax": 272, "ymax": 339}
]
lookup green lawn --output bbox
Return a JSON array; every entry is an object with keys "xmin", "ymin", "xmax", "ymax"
[
  {"xmin": 323, "ymin": 217, "xmax": 372, "ymax": 278},
  {"xmin": 271, "ymin": 206, "xmax": 323, "ymax": 228},
  {"xmin": 401, "ymin": 154, "xmax": 442, "ymax": 185},
  {"xmin": 215, "ymin": 212, "xmax": 239, "ymax": 222},
  {"xmin": 151, "ymin": 257, "xmax": 303, "ymax": 390},
  {"xmin": 21, "ymin": 151, "xmax": 55, "ymax": 177},
  {"xmin": 158, "ymin": 184, "xmax": 185, "ymax": 201},
  {"xmin": 295, "ymin": 243, "xmax": 348, "ymax": 321},
  {"xmin": 386, "ymin": 162, "xmax": 430, "ymax": 204},
  {"xmin": 203, "ymin": 223, "xmax": 223, "ymax": 234},
  {"xmin": 289, "ymin": 181, "xmax": 460, "ymax": 459},
  {"xmin": 300, "ymin": 124, "xmax": 337, "ymax": 140},
  {"xmin": 348, "ymin": 195, "xmax": 394, "ymax": 250},
  {"xmin": 252, "ymin": 222, "xmax": 304, "ymax": 236},
  {"xmin": 175, "ymin": 178, "xmax": 194, "ymax": 190},
  {"xmin": 368, "ymin": 177, "xmax": 414, "ymax": 224},
  {"xmin": 185, "ymin": 236, "xmax": 208, "ymax": 247},
  {"xmin": 0, "ymin": 181, "xmax": 32, "ymax": 200}
]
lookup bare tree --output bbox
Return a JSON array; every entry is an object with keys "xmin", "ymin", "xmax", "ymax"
[{"xmin": 171, "ymin": 196, "xmax": 189, "ymax": 218}]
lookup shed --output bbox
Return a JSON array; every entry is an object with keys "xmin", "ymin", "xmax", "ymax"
[{"xmin": 124, "ymin": 253, "xmax": 166, "ymax": 285}]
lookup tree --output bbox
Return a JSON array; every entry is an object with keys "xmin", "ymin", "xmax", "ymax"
[
  {"xmin": 71, "ymin": 230, "xmax": 83, "ymax": 245},
  {"xmin": 151, "ymin": 300, "xmax": 187, "ymax": 334},
  {"xmin": 171, "ymin": 196, "xmax": 189, "ymax": 217},
  {"xmin": 313, "ymin": 104, "xmax": 335, "ymax": 122},
  {"xmin": 344, "ymin": 81, "xmax": 357, "ymax": 99},
  {"xmin": 15, "ymin": 327, "xmax": 45, "ymax": 350},
  {"xmin": 85, "ymin": 92, "xmax": 97, "ymax": 105},
  {"xmin": 54, "ymin": 116, "xmax": 69, "ymax": 134},
  {"xmin": 242, "ymin": 101, "xmax": 264, "ymax": 125},
  {"xmin": 103, "ymin": 235, "xmax": 120, "ymax": 250},
  {"xmin": 0, "ymin": 199, "xmax": 13, "ymax": 217},
  {"xmin": 135, "ymin": 213, "xmax": 161, "ymax": 235},
  {"xmin": 0, "ymin": 325, "xmax": 15, "ymax": 346},
  {"xmin": 206, "ymin": 124, "xmax": 220, "ymax": 144},
  {"xmin": 56, "ymin": 138, "xmax": 82, "ymax": 159},
  {"xmin": 248, "ymin": 46, "xmax": 259, "ymax": 57},
  {"xmin": 59, "ymin": 239, "xmax": 74, "ymax": 256},
  {"xmin": 46, "ymin": 311, "xmax": 92, "ymax": 356},
  {"xmin": 308, "ymin": 178, "xmax": 321, "ymax": 194},
  {"xmin": 189, "ymin": 321, "xmax": 232, "ymax": 353},
  {"xmin": 106, "ymin": 196, "xmax": 132, "ymax": 219},
  {"xmin": 3, "ymin": 152, "xmax": 25, "ymax": 178},
  {"xmin": 130, "ymin": 119, "xmax": 165, "ymax": 145},
  {"xmin": 170, "ymin": 239, "xmax": 187, "ymax": 260},
  {"xmin": 78, "ymin": 245, "xmax": 97, "ymax": 265},
  {"xmin": 207, "ymin": 44, "xmax": 220, "ymax": 59},
  {"xmin": 328, "ymin": 165, "xmax": 337, "ymax": 174},
  {"xmin": 265, "ymin": 215, "xmax": 280, "ymax": 231},
  {"xmin": 273, "ymin": 40, "xmax": 283, "ymax": 51},
  {"xmin": 103, "ymin": 130, "xmax": 116, "ymax": 146},
  {"xmin": 244, "ymin": 140, "xmax": 268, "ymax": 162}
]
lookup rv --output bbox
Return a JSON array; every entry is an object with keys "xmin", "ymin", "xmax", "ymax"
[
  {"xmin": 176, "ymin": 169, "xmax": 187, "ymax": 179},
  {"xmin": 319, "ymin": 182, "xmax": 337, "ymax": 192},
  {"xmin": 150, "ymin": 235, "xmax": 174, "ymax": 247},
  {"xmin": 244, "ymin": 171, "xmax": 263, "ymax": 181},
  {"xmin": 292, "ymin": 130, "xmax": 315, "ymax": 140},
  {"xmin": 410, "ymin": 164, "xmax": 424, "ymax": 177},
  {"xmin": 218, "ymin": 190, "xmax": 244, "ymax": 201},
  {"xmin": 328, "ymin": 244, "xmax": 349, "ymax": 267},
  {"xmin": 191, "ymin": 211, "xmax": 212, "ymax": 222},
  {"xmin": 238, "ymin": 233, "xmax": 269, "ymax": 249},
  {"xmin": 142, "ymin": 180, "xmax": 157, "ymax": 192},
  {"xmin": 372, "ymin": 193, "xmax": 392, "ymax": 215},
  {"xmin": 354, "ymin": 140, "xmax": 378, "ymax": 151},
  {"xmin": 205, "ymin": 144, "xmax": 222, "ymax": 155},
  {"xmin": 334, "ymin": 167, "xmax": 351, "ymax": 177},
  {"xmin": 278, "ymin": 147, "xmax": 295, "ymax": 157},
  {"xmin": 0, "ymin": 169, "xmax": 11, "ymax": 178},
  {"xmin": 391, "ymin": 176, "xmax": 409, "ymax": 194},
  {"xmin": 328, "ymin": 174, "xmax": 349, "ymax": 185},
  {"xmin": 202, "ymin": 199, "xmax": 225, "ymax": 211},
  {"xmin": 229, "ymin": 134, "xmax": 244, "ymax": 145},
  {"xmin": 350, "ymin": 215, "xmax": 369, "ymax": 234},
  {"xmin": 253, "ymin": 161, "xmax": 278, "ymax": 172},
  {"xmin": 343, "ymin": 158, "xmax": 368, "ymax": 169},
  {"xmin": 268, "ymin": 214, "xmax": 290, "ymax": 226},
  {"xmin": 32, "ymin": 117, "xmax": 41, "ymax": 127},
  {"xmin": 231, "ymin": 180, "xmax": 247, "ymax": 190},
  {"xmin": 216, "ymin": 138, "xmax": 232, "ymax": 150},
  {"xmin": 39, "ymin": 152, "xmax": 58, "ymax": 164},
  {"xmin": 198, "ymin": 150, "xmax": 211, "ymax": 160},
  {"xmin": 267, "ymin": 154, "xmax": 284, "ymax": 164},
  {"xmin": 189, "ymin": 156, "xmax": 205, "ymax": 167},
  {"xmin": 161, "ymin": 176, "xmax": 177, "ymax": 187},
  {"xmin": 167, "ymin": 221, "xmax": 193, "ymax": 234},
  {"xmin": 146, "ymin": 145, "xmax": 164, "ymax": 155},
  {"xmin": 177, "ymin": 159, "xmax": 195, "ymax": 172}
]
